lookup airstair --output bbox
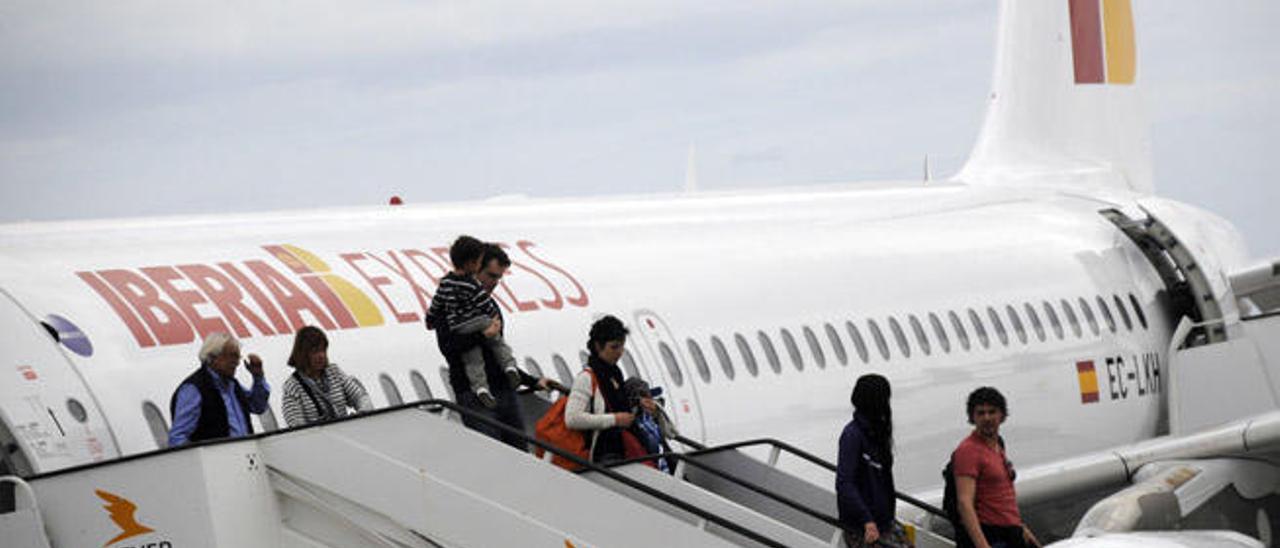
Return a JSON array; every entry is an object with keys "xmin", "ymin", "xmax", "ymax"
[{"xmin": 1, "ymin": 393, "xmax": 955, "ymax": 548}]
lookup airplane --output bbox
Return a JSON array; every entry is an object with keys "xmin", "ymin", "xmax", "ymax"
[{"xmin": 2, "ymin": 0, "xmax": 1279, "ymax": 546}]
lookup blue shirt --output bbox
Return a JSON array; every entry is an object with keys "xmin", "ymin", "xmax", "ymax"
[
  {"xmin": 634, "ymin": 412, "xmax": 670, "ymax": 473},
  {"xmin": 168, "ymin": 366, "xmax": 270, "ymax": 447}
]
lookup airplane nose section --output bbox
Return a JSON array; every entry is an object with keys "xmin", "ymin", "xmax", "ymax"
[{"xmin": 0, "ymin": 288, "xmax": 120, "ymax": 476}]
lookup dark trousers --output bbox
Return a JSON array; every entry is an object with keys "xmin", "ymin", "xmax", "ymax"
[
  {"xmin": 456, "ymin": 386, "xmax": 527, "ymax": 451},
  {"xmin": 956, "ymin": 523, "xmax": 1027, "ymax": 548}
]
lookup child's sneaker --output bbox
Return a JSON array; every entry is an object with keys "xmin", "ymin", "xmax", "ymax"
[
  {"xmin": 476, "ymin": 387, "xmax": 497, "ymax": 409},
  {"xmin": 504, "ymin": 366, "xmax": 522, "ymax": 387}
]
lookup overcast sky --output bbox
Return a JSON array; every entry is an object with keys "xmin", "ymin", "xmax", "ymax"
[{"xmin": 1, "ymin": 1, "xmax": 1276, "ymax": 258}]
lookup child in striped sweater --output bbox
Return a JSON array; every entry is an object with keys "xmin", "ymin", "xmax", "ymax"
[{"xmin": 425, "ymin": 236, "xmax": 520, "ymax": 408}]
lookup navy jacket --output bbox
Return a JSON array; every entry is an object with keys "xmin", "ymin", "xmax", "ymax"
[{"xmin": 836, "ymin": 413, "xmax": 896, "ymax": 531}]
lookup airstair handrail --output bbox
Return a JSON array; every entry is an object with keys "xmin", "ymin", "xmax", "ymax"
[
  {"xmin": 411, "ymin": 400, "xmax": 790, "ymax": 548},
  {"xmin": 673, "ymin": 436, "xmax": 948, "ymax": 520},
  {"xmin": 21, "ymin": 398, "xmax": 788, "ymax": 548},
  {"xmin": 594, "ymin": 448, "xmax": 853, "ymax": 537}
]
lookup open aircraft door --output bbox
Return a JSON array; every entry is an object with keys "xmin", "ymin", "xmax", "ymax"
[
  {"xmin": 630, "ymin": 310, "xmax": 705, "ymax": 441},
  {"xmin": 0, "ymin": 289, "xmax": 118, "ymax": 476}
]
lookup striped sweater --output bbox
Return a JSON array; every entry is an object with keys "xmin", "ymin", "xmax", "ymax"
[
  {"xmin": 425, "ymin": 272, "xmax": 498, "ymax": 331},
  {"xmin": 281, "ymin": 364, "xmax": 374, "ymax": 427}
]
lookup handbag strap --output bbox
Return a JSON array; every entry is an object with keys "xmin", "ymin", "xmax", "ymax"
[{"xmin": 293, "ymin": 370, "xmax": 337, "ymax": 422}]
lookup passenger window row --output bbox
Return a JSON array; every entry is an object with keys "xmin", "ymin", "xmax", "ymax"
[
  {"xmin": 139, "ymin": 292, "xmax": 1152, "ymax": 447},
  {"xmin": 656, "ymin": 292, "xmax": 1151, "ymax": 388}
]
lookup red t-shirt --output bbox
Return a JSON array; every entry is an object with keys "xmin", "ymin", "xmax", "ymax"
[{"xmin": 952, "ymin": 432, "xmax": 1021, "ymax": 526}]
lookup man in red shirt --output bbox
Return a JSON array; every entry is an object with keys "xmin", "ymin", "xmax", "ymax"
[{"xmin": 953, "ymin": 387, "xmax": 1040, "ymax": 548}]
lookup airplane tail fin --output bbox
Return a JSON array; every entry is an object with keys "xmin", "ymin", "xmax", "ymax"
[{"xmin": 957, "ymin": 0, "xmax": 1152, "ymax": 193}]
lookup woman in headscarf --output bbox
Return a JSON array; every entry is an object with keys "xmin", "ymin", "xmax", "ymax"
[
  {"xmin": 563, "ymin": 315, "xmax": 635, "ymax": 463},
  {"xmin": 280, "ymin": 326, "xmax": 374, "ymax": 427}
]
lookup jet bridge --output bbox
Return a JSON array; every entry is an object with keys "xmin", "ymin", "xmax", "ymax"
[{"xmin": 0, "ymin": 398, "xmax": 954, "ymax": 548}]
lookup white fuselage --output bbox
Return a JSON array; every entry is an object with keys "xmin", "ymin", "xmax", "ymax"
[{"xmin": 0, "ymin": 180, "xmax": 1250, "ymax": 492}]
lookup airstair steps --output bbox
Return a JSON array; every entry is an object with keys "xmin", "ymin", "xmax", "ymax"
[{"xmin": 5, "ymin": 398, "xmax": 957, "ymax": 547}]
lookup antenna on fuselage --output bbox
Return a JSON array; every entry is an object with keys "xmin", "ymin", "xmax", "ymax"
[{"xmin": 684, "ymin": 143, "xmax": 699, "ymax": 193}]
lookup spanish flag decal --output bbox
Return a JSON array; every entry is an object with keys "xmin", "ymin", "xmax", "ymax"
[
  {"xmin": 1069, "ymin": 0, "xmax": 1135, "ymax": 85},
  {"xmin": 1077, "ymin": 360, "xmax": 1101, "ymax": 404}
]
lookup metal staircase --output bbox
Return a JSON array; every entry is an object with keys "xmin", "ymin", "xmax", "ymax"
[
  {"xmin": 582, "ymin": 435, "xmax": 954, "ymax": 548},
  {"xmin": 0, "ymin": 396, "xmax": 955, "ymax": 548}
]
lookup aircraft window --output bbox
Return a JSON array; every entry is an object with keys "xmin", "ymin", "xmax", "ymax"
[
  {"xmin": 439, "ymin": 367, "xmax": 455, "ymax": 401},
  {"xmin": 928, "ymin": 313, "xmax": 951, "ymax": 353},
  {"xmin": 846, "ymin": 321, "xmax": 871, "ymax": 363},
  {"xmin": 1129, "ymin": 294, "xmax": 1149, "ymax": 329},
  {"xmin": 780, "ymin": 329, "xmax": 804, "ymax": 371},
  {"xmin": 1005, "ymin": 305, "xmax": 1028, "ymax": 345},
  {"xmin": 66, "ymin": 398, "xmax": 88, "ymax": 423},
  {"xmin": 620, "ymin": 351, "xmax": 639, "ymax": 379},
  {"xmin": 410, "ymin": 370, "xmax": 433, "ymax": 400},
  {"xmin": 888, "ymin": 317, "xmax": 911, "ymax": 358},
  {"xmin": 1060, "ymin": 299, "xmax": 1083, "ymax": 338},
  {"xmin": 658, "ymin": 341, "xmax": 685, "ymax": 386},
  {"xmin": 687, "ymin": 339, "xmax": 713, "ymax": 384},
  {"xmin": 824, "ymin": 323, "xmax": 848, "ymax": 366},
  {"xmin": 1078, "ymin": 297, "xmax": 1100, "ymax": 335},
  {"xmin": 734, "ymin": 333, "xmax": 760, "ymax": 377},
  {"xmin": 986, "ymin": 307, "xmax": 1009, "ymax": 346},
  {"xmin": 867, "ymin": 319, "xmax": 891, "ymax": 360},
  {"xmin": 552, "ymin": 354, "xmax": 574, "ymax": 387},
  {"xmin": 380, "ymin": 373, "xmax": 404, "ymax": 406},
  {"xmin": 142, "ymin": 401, "xmax": 169, "ymax": 449},
  {"xmin": 260, "ymin": 404, "xmax": 279, "ymax": 432},
  {"xmin": 804, "ymin": 326, "xmax": 827, "ymax": 369},
  {"xmin": 968, "ymin": 308, "xmax": 990, "ymax": 349},
  {"xmin": 757, "ymin": 331, "xmax": 783, "ymax": 374},
  {"xmin": 711, "ymin": 336, "xmax": 735, "ymax": 380},
  {"xmin": 1042, "ymin": 301, "xmax": 1064, "ymax": 340},
  {"xmin": 1113, "ymin": 294, "xmax": 1134, "ymax": 331},
  {"xmin": 948, "ymin": 311, "xmax": 970, "ymax": 351},
  {"xmin": 524, "ymin": 357, "xmax": 546, "ymax": 379},
  {"xmin": 908, "ymin": 315, "xmax": 931, "ymax": 356},
  {"xmin": 1096, "ymin": 296, "xmax": 1117, "ymax": 333},
  {"xmin": 1023, "ymin": 303, "xmax": 1046, "ymax": 342}
]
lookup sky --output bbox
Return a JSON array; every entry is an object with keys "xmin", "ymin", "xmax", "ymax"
[{"xmin": 1, "ymin": 1, "xmax": 1276, "ymax": 258}]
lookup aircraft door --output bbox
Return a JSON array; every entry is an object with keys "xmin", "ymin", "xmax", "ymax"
[
  {"xmin": 0, "ymin": 289, "xmax": 119, "ymax": 475},
  {"xmin": 630, "ymin": 310, "xmax": 705, "ymax": 441}
]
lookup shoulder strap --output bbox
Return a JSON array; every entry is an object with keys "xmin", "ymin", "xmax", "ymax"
[
  {"xmin": 294, "ymin": 371, "xmax": 335, "ymax": 421},
  {"xmin": 584, "ymin": 369, "xmax": 599, "ymax": 413}
]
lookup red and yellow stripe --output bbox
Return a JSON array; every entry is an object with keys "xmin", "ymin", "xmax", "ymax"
[
  {"xmin": 1069, "ymin": 0, "xmax": 1135, "ymax": 85},
  {"xmin": 1077, "ymin": 360, "xmax": 1100, "ymax": 404},
  {"xmin": 263, "ymin": 245, "xmax": 384, "ymax": 328}
]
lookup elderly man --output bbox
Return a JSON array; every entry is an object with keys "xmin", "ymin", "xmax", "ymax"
[{"xmin": 167, "ymin": 332, "xmax": 271, "ymax": 447}]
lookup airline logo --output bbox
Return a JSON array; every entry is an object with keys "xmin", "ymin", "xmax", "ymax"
[
  {"xmin": 77, "ymin": 240, "xmax": 589, "ymax": 349},
  {"xmin": 95, "ymin": 489, "xmax": 156, "ymax": 546},
  {"xmin": 1068, "ymin": 0, "xmax": 1135, "ymax": 85},
  {"xmin": 1076, "ymin": 360, "xmax": 1100, "ymax": 404}
]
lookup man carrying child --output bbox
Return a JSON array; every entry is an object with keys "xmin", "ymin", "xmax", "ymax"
[{"xmin": 426, "ymin": 235, "xmax": 522, "ymax": 409}]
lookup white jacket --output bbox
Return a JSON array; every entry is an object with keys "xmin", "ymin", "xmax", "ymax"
[{"xmin": 564, "ymin": 369, "xmax": 616, "ymax": 458}]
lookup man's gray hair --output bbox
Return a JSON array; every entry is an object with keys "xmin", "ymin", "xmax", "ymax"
[{"xmin": 198, "ymin": 333, "xmax": 239, "ymax": 365}]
